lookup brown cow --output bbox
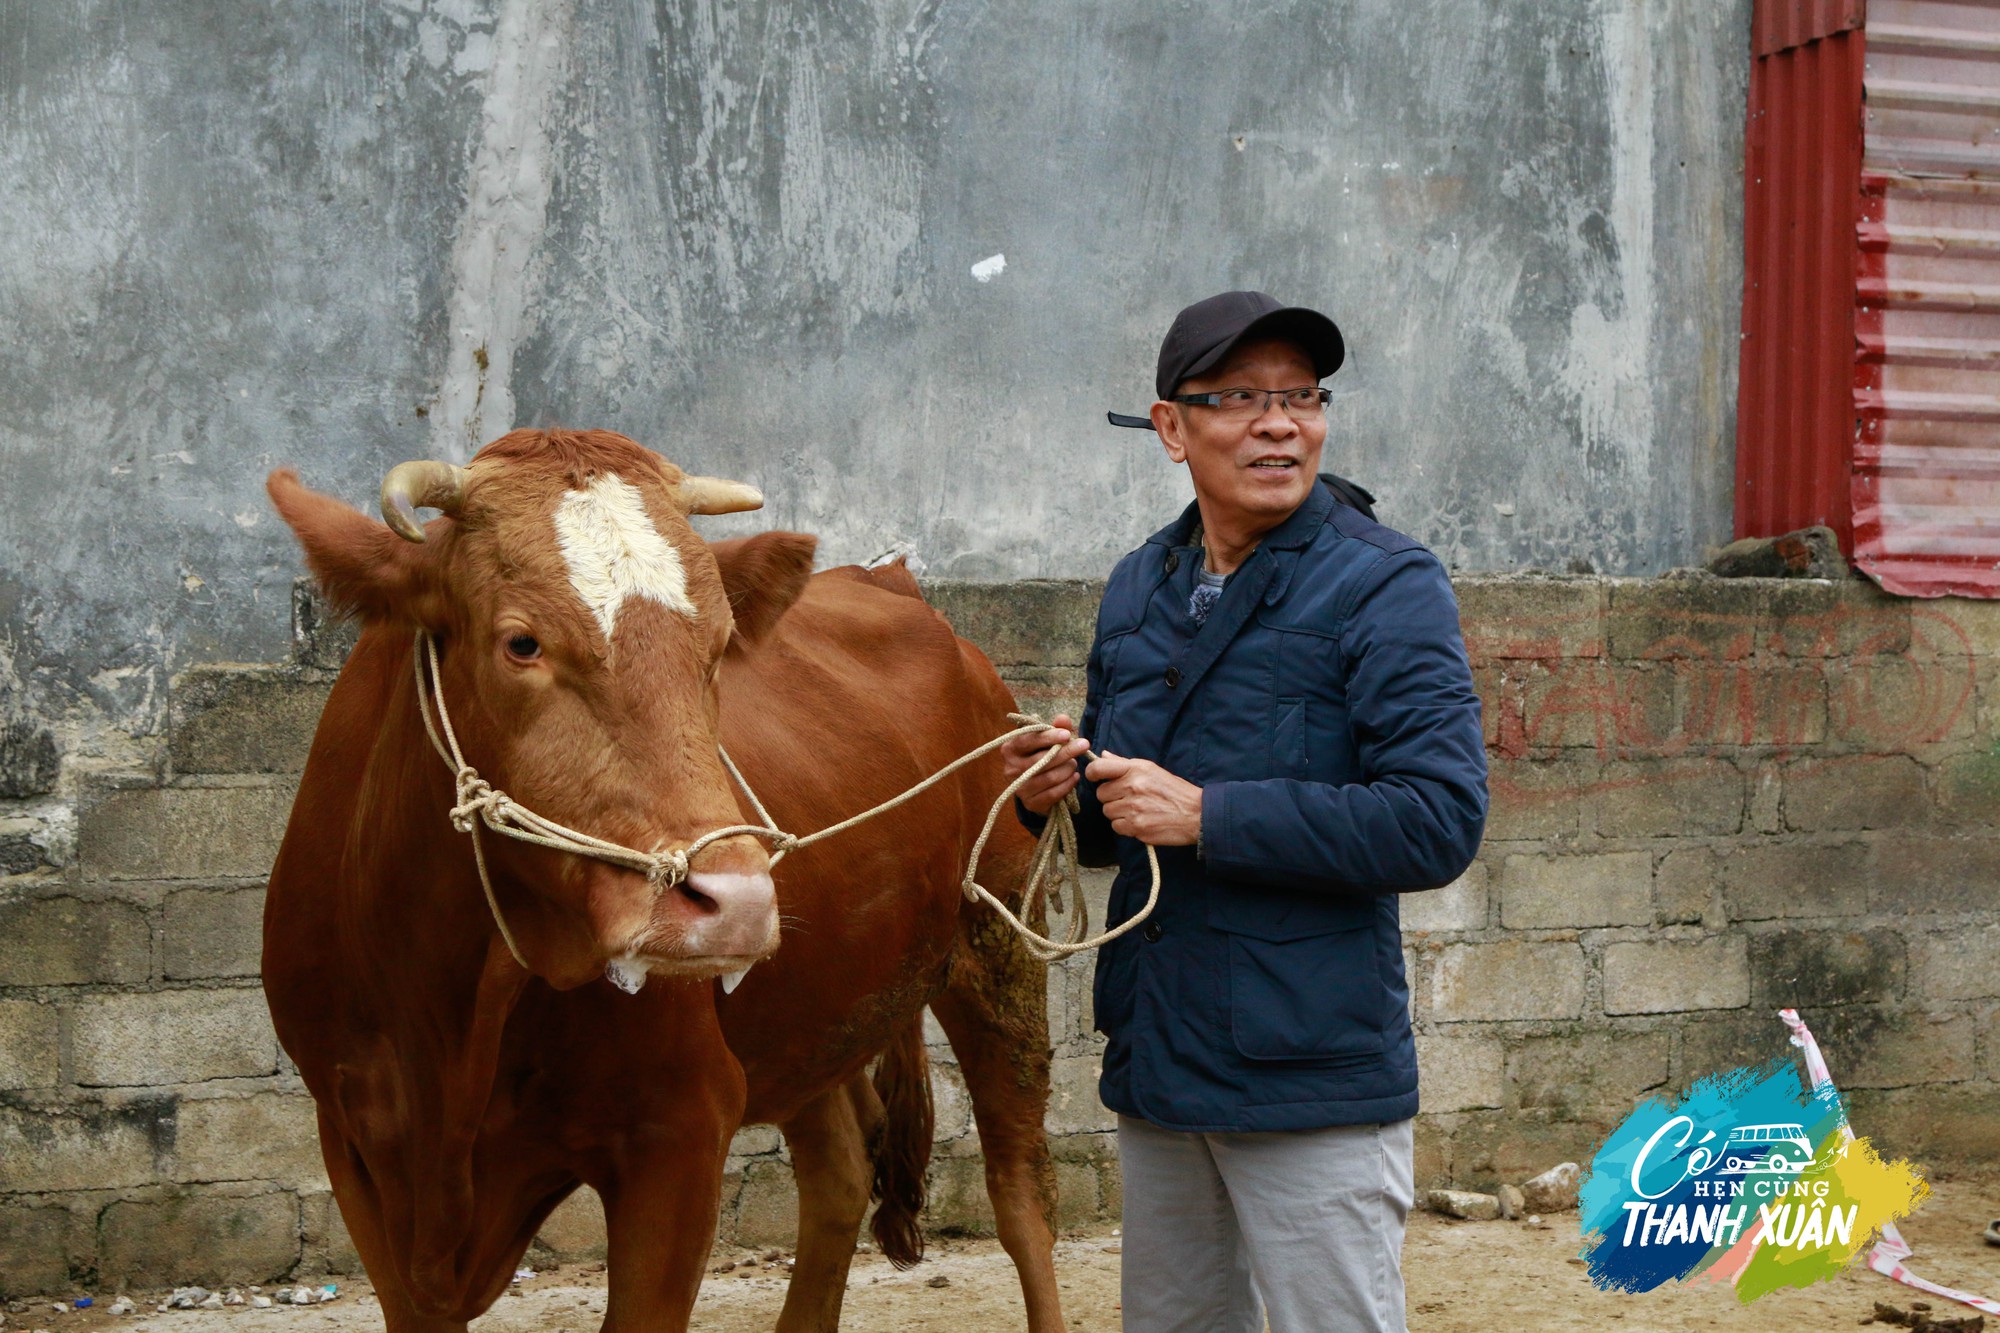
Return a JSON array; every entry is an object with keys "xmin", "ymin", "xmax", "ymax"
[{"xmin": 263, "ymin": 427, "xmax": 1065, "ymax": 1331}]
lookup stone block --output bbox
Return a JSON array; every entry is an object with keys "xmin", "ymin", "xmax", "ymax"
[
  {"xmin": 922, "ymin": 580, "xmax": 1103, "ymax": 668},
  {"xmin": 534, "ymin": 1186, "xmax": 608, "ymax": 1261},
  {"xmin": 732, "ymin": 1158, "xmax": 798, "ymax": 1249},
  {"xmin": 0, "ymin": 720, "xmax": 61, "ymax": 798},
  {"xmin": 1806, "ymin": 1007, "xmax": 1977, "ymax": 1089},
  {"xmin": 1605, "ymin": 576, "xmax": 1764, "ymax": 662},
  {"xmin": 729, "ymin": 1124, "xmax": 782, "ymax": 1158},
  {"xmin": 1412, "ymin": 1114, "xmax": 1451, "ymax": 1191},
  {"xmin": 1485, "ymin": 758, "xmax": 1591, "ymax": 840},
  {"xmin": 1471, "ymin": 665, "xmax": 1509, "ymax": 748},
  {"xmin": 170, "ymin": 668, "xmax": 332, "ymax": 775},
  {"xmin": 0, "ymin": 833, "xmax": 45, "ymax": 876},
  {"xmin": 0, "ymin": 1099, "xmax": 170, "ymax": 1192},
  {"xmin": 1750, "ymin": 929, "xmax": 1905, "ymax": 1008},
  {"xmin": 1718, "ymin": 842, "xmax": 1870, "ymax": 921},
  {"xmin": 1455, "ymin": 577, "xmax": 1605, "ymax": 662},
  {"xmin": 1498, "ymin": 852, "xmax": 1651, "ymax": 929},
  {"xmin": 1783, "ymin": 756, "xmax": 1932, "ymax": 832},
  {"xmin": 996, "ymin": 665, "xmax": 1089, "ymax": 733},
  {"xmin": 98, "ymin": 1188, "xmax": 302, "ymax": 1289},
  {"xmin": 79, "ymin": 781, "xmax": 296, "ymax": 881},
  {"xmin": 1451, "ymin": 1110, "xmax": 1616, "ymax": 1192},
  {"xmin": 72, "ymin": 988, "xmax": 278, "ymax": 1086},
  {"xmin": 0, "ymin": 999, "xmax": 60, "ymax": 1090},
  {"xmin": 1430, "ymin": 941, "xmax": 1586, "ymax": 1022},
  {"xmin": 0, "ymin": 894, "xmax": 152, "ymax": 986},
  {"xmin": 1519, "ymin": 1161, "xmax": 1582, "ymax": 1213},
  {"xmin": 1936, "ymin": 750, "xmax": 2000, "ymax": 827},
  {"xmin": 1592, "ymin": 759, "xmax": 1745, "ymax": 837},
  {"xmin": 1673, "ymin": 1014, "xmax": 1809, "ymax": 1094},
  {"xmin": 1864, "ymin": 836, "xmax": 2000, "ymax": 914},
  {"xmin": 1842, "ymin": 1084, "xmax": 2000, "ymax": 1166},
  {"xmin": 1402, "ymin": 861, "xmax": 1488, "ymax": 933},
  {"xmin": 1673, "ymin": 664, "xmax": 1829, "ymax": 747},
  {"xmin": 1602, "ymin": 936, "xmax": 1749, "ymax": 1015},
  {"xmin": 300, "ymin": 1190, "xmax": 363, "ymax": 1275},
  {"xmin": 1047, "ymin": 1053, "xmax": 1114, "ymax": 1135},
  {"xmin": 1830, "ymin": 660, "xmax": 1976, "ymax": 750},
  {"xmin": 172, "ymin": 1093, "xmax": 328, "ymax": 1189},
  {"xmin": 1507, "ymin": 1030, "xmax": 1670, "ymax": 1115},
  {"xmin": 1654, "ymin": 847, "xmax": 1714, "ymax": 926},
  {"xmin": 1053, "ymin": 1158, "xmax": 1104, "ymax": 1230},
  {"xmin": 1427, "ymin": 1188, "xmax": 1500, "ymax": 1220},
  {"xmin": 1909, "ymin": 924, "xmax": 2000, "ymax": 1001},
  {"xmin": 1706, "ymin": 526, "xmax": 1846, "ymax": 580},
  {"xmin": 1415, "ymin": 1032, "xmax": 1505, "ymax": 1111},
  {"xmin": 1782, "ymin": 579, "xmax": 1912, "ymax": 658},
  {"xmin": 1936, "ymin": 596, "xmax": 2000, "ymax": 657},
  {"xmin": 922, "ymin": 1154, "xmax": 994, "ymax": 1235},
  {"xmin": 1515, "ymin": 661, "xmax": 1661, "ymax": 752},
  {"xmin": 0, "ymin": 1198, "xmax": 77, "ymax": 1297},
  {"xmin": 163, "ymin": 886, "xmax": 266, "ymax": 980},
  {"xmin": 928, "ymin": 1058, "xmax": 972, "ymax": 1142}
]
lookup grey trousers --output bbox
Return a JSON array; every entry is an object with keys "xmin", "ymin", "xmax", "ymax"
[{"xmin": 1116, "ymin": 1114, "xmax": 1414, "ymax": 1333}]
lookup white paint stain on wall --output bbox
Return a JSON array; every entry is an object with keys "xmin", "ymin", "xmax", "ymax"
[
  {"xmin": 429, "ymin": 0, "xmax": 577, "ymax": 462},
  {"xmin": 1557, "ymin": 0, "xmax": 1657, "ymax": 473},
  {"xmin": 970, "ymin": 253, "xmax": 1006, "ymax": 283}
]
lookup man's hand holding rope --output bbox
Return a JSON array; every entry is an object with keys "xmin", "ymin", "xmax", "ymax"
[{"xmin": 999, "ymin": 715, "xmax": 1203, "ymax": 848}]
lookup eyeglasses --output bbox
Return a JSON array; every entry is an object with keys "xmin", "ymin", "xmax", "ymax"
[{"xmin": 1169, "ymin": 386, "xmax": 1332, "ymax": 419}]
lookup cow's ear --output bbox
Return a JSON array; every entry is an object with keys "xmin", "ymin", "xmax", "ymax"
[
  {"xmin": 267, "ymin": 469, "xmax": 440, "ymax": 624},
  {"xmin": 709, "ymin": 531, "xmax": 817, "ymax": 645}
]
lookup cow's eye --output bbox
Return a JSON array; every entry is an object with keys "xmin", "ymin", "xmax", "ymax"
[{"xmin": 505, "ymin": 634, "xmax": 542, "ymax": 661}]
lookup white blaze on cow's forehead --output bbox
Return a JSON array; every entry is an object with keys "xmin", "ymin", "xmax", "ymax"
[{"xmin": 553, "ymin": 474, "xmax": 697, "ymax": 638}]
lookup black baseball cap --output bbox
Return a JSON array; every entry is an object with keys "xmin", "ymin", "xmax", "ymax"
[{"xmin": 1109, "ymin": 290, "xmax": 1346, "ymax": 430}]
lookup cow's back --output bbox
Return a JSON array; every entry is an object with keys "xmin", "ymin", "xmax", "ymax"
[{"xmin": 715, "ymin": 563, "xmax": 1030, "ymax": 1122}]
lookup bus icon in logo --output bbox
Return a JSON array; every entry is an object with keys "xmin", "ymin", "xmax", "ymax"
[{"xmin": 1719, "ymin": 1123, "xmax": 1814, "ymax": 1175}]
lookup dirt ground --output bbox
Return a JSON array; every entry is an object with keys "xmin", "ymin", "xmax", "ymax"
[{"xmin": 16, "ymin": 1170, "xmax": 1997, "ymax": 1332}]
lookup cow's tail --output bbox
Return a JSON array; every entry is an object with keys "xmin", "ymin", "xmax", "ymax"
[{"xmin": 869, "ymin": 1016, "xmax": 933, "ymax": 1269}]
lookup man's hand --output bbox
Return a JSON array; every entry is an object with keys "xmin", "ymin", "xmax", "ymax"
[
  {"xmin": 1086, "ymin": 753, "xmax": 1202, "ymax": 847},
  {"xmin": 999, "ymin": 714, "xmax": 1090, "ymax": 815}
]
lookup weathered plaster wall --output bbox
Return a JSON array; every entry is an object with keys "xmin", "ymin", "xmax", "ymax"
[
  {"xmin": 0, "ymin": 0, "xmax": 1750, "ymax": 837},
  {"xmin": 2, "ymin": 574, "xmax": 1995, "ymax": 1295}
]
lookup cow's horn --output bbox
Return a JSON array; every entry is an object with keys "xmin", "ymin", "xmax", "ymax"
[
  {"xmin": 675, "ymin": 475, "xmax": 764, "ymax": 516},
  {"xmin": 380, "ymin": 460, "xmax": 470, "ymax": 543}
]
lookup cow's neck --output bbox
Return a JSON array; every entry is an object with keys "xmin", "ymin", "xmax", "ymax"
[{"xmin": 337, "ymin": 638, "xmax": 536, "ymax": 1299}]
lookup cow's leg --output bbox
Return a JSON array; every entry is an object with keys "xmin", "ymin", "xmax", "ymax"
[
  {"xmin": 772, "ymin": 1075, "xmax": 880, "ymax": 1332},
  {"xmin": 318, "ymin": 1118, "xmax": 470, "ymax": 1333},
  {"xmin": 930, "ymin": 909, "xmax": 1066, "ymax": 1332}
]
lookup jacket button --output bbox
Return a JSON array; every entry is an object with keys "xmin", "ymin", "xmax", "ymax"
[
  {"xmin": 1164, "ymin": 667, "xmax": 1181, "ymax": 688},
  {"xmin": 1164, "ymin": 551, "xmax": 1180, "ymax": 573},
  {"xmin": 1142, "ymin": 921, "xmax": 1163, "ymax": 943}
]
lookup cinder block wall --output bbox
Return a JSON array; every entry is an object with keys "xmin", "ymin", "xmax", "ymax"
[{"xmin": 2, "ymin": 574, "xmax": 1996, "ymax": 1295}]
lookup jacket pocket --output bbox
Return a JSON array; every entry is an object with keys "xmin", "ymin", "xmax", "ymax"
[
  {"xmin": 1224, "ymin": 924, "xmax": 1389, "ymax": 1062},
  {"xmin": 1274, "ymin": 696, "xmax": 1307, "ymax": 776}
]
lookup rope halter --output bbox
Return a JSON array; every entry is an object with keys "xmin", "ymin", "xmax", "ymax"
[{"xmin": 411, "ymin": 631, "xmax": 1158, "ymax": 974}]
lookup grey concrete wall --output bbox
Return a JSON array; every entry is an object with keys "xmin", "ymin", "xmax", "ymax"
[
  {"xmin": 0, "ymin": 0, "xmax": 1751, "ymax": 839},
  {"xmin": 2, "ymin": 573, "xmax": 1996, "ymax": 1296}
]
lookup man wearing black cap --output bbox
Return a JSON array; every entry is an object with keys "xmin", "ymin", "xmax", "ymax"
[{"xmin": 1002, "ymin": 291, "xmax": 1487, "ymax": 1332}]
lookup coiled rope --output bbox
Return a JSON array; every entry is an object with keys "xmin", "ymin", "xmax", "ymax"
[{"xmin": 412, "ymin": 632, "xmax": 1160, "ymax": 969}]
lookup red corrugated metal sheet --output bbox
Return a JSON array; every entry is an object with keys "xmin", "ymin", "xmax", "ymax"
[
  {"xmin": 1854, "ymin": 0, "xmax": 2000, "ymax": 597},
  {"xmin": 1736, "ymin": 12, "xmax": 1868, "ymax": 550},
  {"xmin": 1757, "ymin": 0, "xmax": 1869, "ymax": 56}
]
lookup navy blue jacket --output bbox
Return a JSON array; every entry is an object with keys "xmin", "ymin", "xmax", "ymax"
[{"xmin": 1026, "ymin": 481, "xmax": 1486, "ymax": 1131}]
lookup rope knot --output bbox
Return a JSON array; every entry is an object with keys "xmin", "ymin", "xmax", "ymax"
[
  {"xmin": 646, "ymin": 850, "xmax": 691, "ymax": 893},
  {"xmin": 451, "ymin": 768, "xmax": 503, "ymax": 832}
]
